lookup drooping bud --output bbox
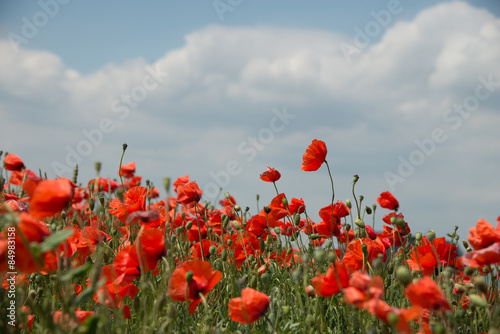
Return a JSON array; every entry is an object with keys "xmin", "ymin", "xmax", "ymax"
[{"xmin": 346, "ymin": 199, "xmax": 352, "ymax": 209}]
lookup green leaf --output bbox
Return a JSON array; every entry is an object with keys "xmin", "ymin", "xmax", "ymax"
[{"xmin": 40, "ymin": 229, "xmax": 74, "ymax": 253}]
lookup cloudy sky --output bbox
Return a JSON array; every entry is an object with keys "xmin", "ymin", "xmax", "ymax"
[{"xmin": 1, "ymin": 0, "xmax": 499, "ymax": 243}]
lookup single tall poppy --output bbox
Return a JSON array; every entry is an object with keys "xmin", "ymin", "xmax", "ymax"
[
  {"xmin": 259, "ymin": 167, "xmax": 281, "ymax": 182},
  {"xmin": 301, "ymin": 139, "xmax": 327, "ymax": 171},
  {"xmin": 377, "ymin": 191, "xmax": 399, "ymax": 211}
]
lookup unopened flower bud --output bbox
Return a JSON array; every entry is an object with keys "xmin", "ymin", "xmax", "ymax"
[
  {"xmin": 426, "ymin": 230, "xmax": 435, "ymax": 242},
  {"xmin": 346, "ymin": 199, "xmax": 352, "ymax": 209},
  {"xmin": 365, "ymin": 206, "xmax": 372, "ymax": 215},
  {"xmin": 462, "ymin": 240, "xmax": 469, "ymax": 249},
  {"xmin": 355, "ymin": 218, "xmax": 365, "ymax": 228},
  {"xmin": 163, "ymin": 177, "xmax": 171, "ymax": 193},
  {"xmin": 353, "ymin": 175, "xmax": 359, "ymax": 183},
  {"xmin": 415, "ymin": 232, "xmax": 422, "ymax": 241},
  {"xmin": 234, "ymin": 205, "xmax": 241, "ymax": 212},
  {"xmin": 185, "ymin": 270, "xmax": 194, "ymax": 283},
  {"xmin": 469, "ymin": 294, "xmax": 487, "ymax": 308},
  {"xmin": 396, "ymin": 266, "xmax": 411, "ymax": 286},
  {"xmin": 314, "ymin": 249, "xmax": 326, "ymax": 263}
]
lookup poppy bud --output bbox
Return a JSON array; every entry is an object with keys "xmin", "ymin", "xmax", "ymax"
[
  {"xmin": 234, "ymin": 205, "xmax": 241, "ymax": 212},
  {"xmin": 394, "ymin": 217, "xmax": 405, "ymax": 227},
  {"xmin": 245, "ymin": 206, "xmax": 250, "ymax": 212},
  {"xmin": 345, "ymin": 224, "xmax": 351, "ymax": 232},
  {"xmin": 365, "ymin": 206, "xmax": 372, "ymax": 215},
  {"xmin": 426, "ymin": 230, "xmax": 435, "ymax": 242},
  {"xmin": 122, "ymin": 143, "xmax": 128, "ymax": 151},
  {"xmin": 355, "ymin": 218, "xmax": 365, "ymax": 228},
  {"xmin": 474, "ymin": 277, "xmax": 487, "ymax": 294},
  {"xmin": 324, "ymin": 240, "xmax": 333, "ymax": 249},
  {"xmin": 98, "ymin": 195, "xmax": 105, "ymax": 207},
  {"xmin": 353, "ymin": 175, "xmax": 359, "ymax": 183},
  {"xmin": 88, "ymin": 197, "xmax": 95, "ymax": 211},
  {"xmin": 387, "ymin": 312, "xmax": 399, "ymax": 326},
  {"xmin": 185, "ymin": 220, "xmax": 193, "ymax": 230},
  {"xmin": 282, "ymin": 306, "xmax": 290, "ymax": 315},
  {"xmin": 209, "ymin": 246, "xmax": 217, "ymax": 256},
  {"xmin": 464, "ymin": 267, "xmax": 476, "ymax": 276},
  {"xmin": 274, "ymin": 227, "xmax": 280, "ymax": 235},
  {"xmin": 314, "ymin": 249, "xmax": 326, "ymax": 264},
  {"xmin": 310, "ymin": 233, "xmax": 320, "ymax": 240},
  {"xmin": 233, "ymin": 222, "xmax": 240, "ymax": 230},
  {"xmin": 185, "ymin": 270, "xmax": 194, "ymax": 283},
  {"xmin": 462, "ymin": 240, "xmax": 469, "ymax": 249},
  {"xmin": 415, "ymin": 232, "xmax": 422, "ymax": 241},
  {"xmin": 396, "ymin": 266, "xmax": 411, "ymax": 286},
  {"xmin": 469, "ymin": 294, "xmax": 487, "ymax": 308},
  {"xmin": 227, "ymin": 239, "xmax": 233, "ymax": 247},
  {"xmin": 361, "ymin": 243, "xmax": 368, "ymax": 256},
  {"xmin": 328, "ymin": 252, "xmax": 337, "ymax": 263},
  {"xmin": 221, "ymin": 250, "xmax": 227, "ymax": 261},
  {"xmin": 281, "ymin": 197, "xmax": 288, "ymax": 207},
  {"xmin": 224, "ymin": 192, "xmax": 231, "ymax": 200},
  {"xmin": 294, "ymin": 213, "xmax": 301, "ymax": 226},
  {"xmin": 163, "ymin": 177, "xmax": 171, "ymax": 193},
  {"xmin": 346, "ymin": 199, "xmax": 352, "ymax": 209}
]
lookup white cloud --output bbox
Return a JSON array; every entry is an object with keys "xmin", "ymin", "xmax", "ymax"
[{"xmin": 1, "ymin": 1, "xmax": 499, "ymax": 240}]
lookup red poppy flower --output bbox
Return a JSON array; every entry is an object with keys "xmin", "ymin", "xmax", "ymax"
[
  {"xmin": 311, "ymin": 261, "xmax": 350, "ymax": 297},
  {"xmin": 461, "ymin": 242, "xmax": 500, "ymax": 268},
  {"xmin": 88, "ymin": 178, "xmax": 119, "ymax": 193},
  {"xmin": 53, "ymin": 309, "xmax": 94, "ymax": 330},
  {"xmin": 467, "ymin": 218, "xmax": 500, "ymax": 250},
  {"xmin": 108, "ymin": 186, "xmax": 148, "ymax": 224},
  {"xmin": 406, "ymin": 237, "xmax": 457, "ymax": 275},
  {"xmin": 3, "ymin": 153, "xmax": 25, "ymax": 171},
  {"xmin": 177, "ymin": 181, "xmax": 203, "ymax": 205},
  {"xmin": 228, "ymin": 288, "xmax": 270, "ymax": 324},
  {"xmin": 167, "ymin": 260, "xmax": 222, "ymax": 314},
  {"xmin": 301, "ymin": 139, "xmax": 327, "ymax": 171},
  {"xmin": 405, "ymin": 276, "xmax": 451, "ymax": 310},
  {"xmin": 288, "ymin": 197, "xmax": 305, "ymax": 214},
  {"xmin": 120, "ymin": 162, "xmax": 136, "ymax": 178},
  {"xmin": 28, "ymin": 178, "xmax": 74, "ymax": 219},
  {"xmin": 173, "ymin": 175, "xmax": 189, "ymax": 191},
  {"xmin": 259, "ymin": 167, "xmax": 281, "ymax": 182},
  {"xmin": 377, "ymin": 191, "xmax": 399, "ymax": 210}
]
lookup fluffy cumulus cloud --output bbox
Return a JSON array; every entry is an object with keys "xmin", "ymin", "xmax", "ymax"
[{"xmin": 1, "ymin": 1, "xmax": 499, "ymax": 239}]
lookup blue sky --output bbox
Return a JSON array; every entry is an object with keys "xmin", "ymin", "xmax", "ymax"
[{"xmin": 1, "ymin": 0, "xmax": 500, "ymax": 243}]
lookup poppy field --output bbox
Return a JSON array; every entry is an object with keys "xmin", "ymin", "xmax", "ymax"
[{"xmin": 1, "ymin": 140, "xmax": 499, "ymax": 333}]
